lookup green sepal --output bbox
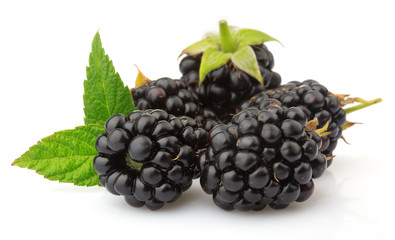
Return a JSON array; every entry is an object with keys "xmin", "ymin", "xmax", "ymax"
[
  {"xmin": 231, "ymin": 46, "xmax": 263, "ymax": 84},
  {"xmin": 199, "ymin": 47, "xmax": 231, "ymax": 85},
  {"xmin": 234, "ymin": 28, "xmax": 283, "ymax": 48},
  {"xmin": 182, "ymin": 20, "xmax": 281, "ymax": 86},
  {"xmin": 12, "ymin": 124, "xmax": 104, "ymax": 186},
  {"xmin": 134, "ymin": 65, "xmax": 150, "ymax": 88},
  {"xmin": 180, "ymin": 38, "xmax": 218, "ymax": 57},
  {"xmin": 192, "ymin": 26, "xmax": 238, "ymax": 55}
]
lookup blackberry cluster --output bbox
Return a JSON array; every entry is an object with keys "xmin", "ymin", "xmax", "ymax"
[
  {"xmin": 179, "ymin": 44, "xmax": 282, "ymax": 122},
  {"xmin": 94, "ymin": 109, "xmax": 208, "ymax": 210},
  {"xmin": 240, "ymin": 80, "xmax": 346, "ymax": 165},
  {"xmin": 199, "ymin": 100, "xmax": 327, "ymax": 211},
  {"xmin": 132, "ymin": 77, "xmax": 200, "ymax": 118},
  {"xmin": 132, "ymin": 77, "xmax": 221, "ymax": 132}
]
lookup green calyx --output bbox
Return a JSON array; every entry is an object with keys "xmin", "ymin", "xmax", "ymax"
[
  {"xmin": 180, "ymin": 20, "xmax": 282, "ymax": 86},
  {"xmin": 126, "ymin": 155, "xmax": 143, "ymax": 171}
]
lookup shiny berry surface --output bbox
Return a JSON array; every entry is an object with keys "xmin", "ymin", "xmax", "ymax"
[
  {"xmin": 179, "ymin": 43, "xmax": 281, "ymax": 122},
  {"xmin": 199, "ymin": 100, "xmax": 324, "ymax": 211},
  {"xmin": 240, "ymin": 79, "xmax": 349, "ymax": 165},
  {"xmin": 94, "ymin": 109, "xmax": 208, "ymax": 210}
]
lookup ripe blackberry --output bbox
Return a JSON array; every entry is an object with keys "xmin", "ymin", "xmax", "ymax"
[
  {"xmin": 94, "ymin": 109, "xmax": 208, "ymax": 210},
  {"xmin": 179, "ymin": 20, "xmax": 282, "ymax": 122},
  {"xmin": 200, "ymin": 100, "xmax": 327, "ymax": 211},
  {"xmin": 131, "ymin": 70, "xmax": 221, "ymax": 132},
  {"xmin": 240, "ymin": 80, "xmax": 382, "ymax": 165},
  {"xmin": 132, "ymin": 77, "xmax": 200, "ymax": 118},
  {"xmin": 180, "ymin": 61, "xmax": 281, "ymax": 122}
]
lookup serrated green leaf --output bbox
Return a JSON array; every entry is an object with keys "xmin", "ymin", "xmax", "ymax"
[
  {"xmin": 12, "ymin": 124, "xmax": 104, "ymax": 186},
  {"xmin": 84, "ymin": 32, "xmax": 136, "ymax": 125},
  {"xmin": 199, "ymin": 47, "xmax": 231, "ymax": 84},
  {"xmin": 231, "ymin": 46, "xmax": 263, "ymax": 84},
  {"xmin": 180, "ymin": 38, "xmax": 219, "ymax": 57},
  {"xmin": 234, "ymin": 28, "xmax": 282, "ymax": 48}
]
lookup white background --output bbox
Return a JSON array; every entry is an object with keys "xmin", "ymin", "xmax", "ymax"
[{"xmin": 1, "ymin": 0, "xmax": 394, "ymax": 239}]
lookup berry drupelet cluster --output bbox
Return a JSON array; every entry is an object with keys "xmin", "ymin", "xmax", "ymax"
[
  {"xmin": 94, "ymin": 109, "xmax": 208, "ymax": 210},
  {"xmin": 199, "ymin": 99, "xmax": 327, "ymax": 211},
  {"xmin": 132, "ymin": 76, "xmax": 222, "ymax": 132},
  {"xmin": 179, "ymin": 44, "xmax": 282, "ymax": 122},
  {"xmin": 132, "ymin": 77, "xmax": 200, "ymax": 118},
  {"xmin": 240, "ymin": 79, "xmax": 346, "ymax": 165}
]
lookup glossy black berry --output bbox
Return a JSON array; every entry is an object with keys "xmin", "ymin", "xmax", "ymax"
[
  {"xmin": 179, "ymin": 43, "xmax": 281, "ymax": 122},
  {"xmin": 94, "ymin": 109, "xmax": 208, "ymax": 210},
  {"xmin": 302, "ymin": 139, "xmax": 319, "ymax": 160},
  {"xmin": 114, "ymin": 171, "xmax": 134, "ymax": 195},
  {"xmin": 140, "ymin": 164, "xmax": 163, "ymax": 186},
  {"xmin": 280, "ymin": 140, "xmax": 302, "ymax": 163},
  {"xmin": 200, "ymin": 165, "xmax": 221, "ymax": 194},
  {"xmin": 240, "ymin": 80, "xmax": 350, "ymax": 165},
  {"xmin": 211, "ymin": 131, "xmax": 234, "ymax": 153},
  {"xmin": 132, "ymin": 78, "xmax": 200, "ymax": 118},
  {"xmin": 236, "ymin": 135, "xmax": 262, "ymax": 153},
  {"xmin": 128, "ymin": 135, "xmax": 153, "ymax": 163},
  {"xmin": 105, "ymin": 113, "xmax": 127, "ymax": 133},
  {"xmin": 199, "ymin": 101, "xmax": 324, "ymax": 211},
  {"xmin": 311, "ymin": 152, "xmax": 327, "ymax": 178},
  {"xmin": 293, "ymin": 161, "xmax": 313, "ymax": 184},
  {"xmin": 234, "ymin": 151, "xmax": 259, "ymax": 172},
  {"xmin": 285, "ymin": 107, "xmax": 308, "ymax": 127},
  {"xmin": 260, "ymin": 124, "xmax": 281, "ymax": 146},
  {"xmin": 222, "ymin": 170, "xmax": 244, "ymax": 192},
  {"xmin": 215, "ymin": 150, "xmax": 235, "ymax": 171},
  {"xmin": 107, "ymin": 128, "xmax": 130, "ymax": 152},
  {"xmin": 95, "ymin": 134, "xmax": 116, "ymax": 156},
  {"xmin": 281, "ymin": 119, "xmax": 304, "ymax": 140},
  {"xmin": 248, "ymin": 166, "xmax": 270, "ymax": 189},
  {"xmin": 303, "ymin": 91, "xmax": 325, "ymax": 111},
  {"xmin": 272, "ymin": 161, "xmax": 291, "ymax": 181},
  {"xmin": 275, "ymin": 182, "xmax": 300, "ymax": 205},
  {"xmin": 296, "ymin": 180, "xmax": 314, "ymax": 202}
]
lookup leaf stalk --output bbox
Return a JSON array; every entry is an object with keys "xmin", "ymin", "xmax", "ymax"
[{"xmin": 344, "ymin": 98, "xmax": 382, "ymax": 114}]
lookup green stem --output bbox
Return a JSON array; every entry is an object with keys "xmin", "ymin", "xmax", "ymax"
[
  {"xmin": 344, "ymin": 98, "xmax": 382, "ymax": 114},
  {"xmin": 219, "ymin": 20, "xmax": 235, "ymax": 53}
]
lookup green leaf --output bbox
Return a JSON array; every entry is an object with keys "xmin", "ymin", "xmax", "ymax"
[
  {"xmin": 83, "ymin": 32, "xmax": 136, "ymax": 125},
  {"xmin": 199, "ymin": 47, "xmax": 231, "ymax": 84},
  {"xmin": 12, "ymin": 124, "xmax": 104, "ymax": 186},
  {"xmin": 231, "ymin": 46, "xmax": 263, "ymax": 84},
  {"xmin": 234, "ymin": 28, "xmax": 282, "ymax": 48},
  {"xmin": 180, "ymin": 38, "xmax": 219, "ymax": 57}
]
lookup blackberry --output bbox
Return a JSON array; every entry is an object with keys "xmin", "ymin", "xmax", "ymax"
[
  {"xmin": 199, "ymin": 100, "xmax": 327, "ymax": 211},
  {"xmin": 179, "ymin": 20, "xmax": 282, "ymax": 122},
  {"xmin": 94, "ymin": 109, "xmax": 208, "ymax": 210},
  {"xmin": 132, "ymin": 76, "xmax": 200, "ymax": 118},
  {"xmin": 132, "ymin": 70, "xmax": 221, "ymax": 132},
  {"xmin": 240, "ymin": 80, "xmax": 382, "ymax": 165}
]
